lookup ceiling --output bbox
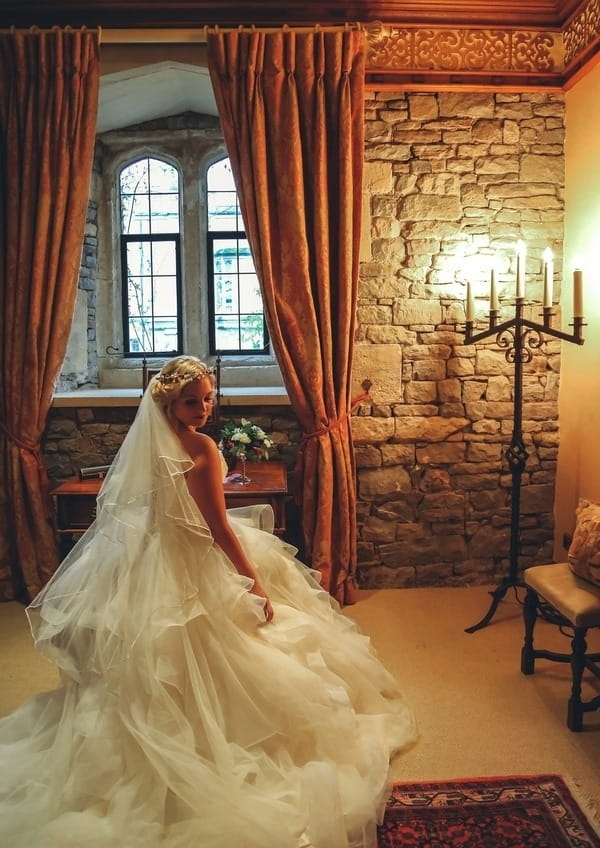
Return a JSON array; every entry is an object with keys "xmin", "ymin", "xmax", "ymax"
[
  {"xmin": 0, "ymin": 1, "xmax": 587, "ymax": 29},
  {"xmin": 98, "ymin": 62, "xmax": 217, "ymax": 133}
]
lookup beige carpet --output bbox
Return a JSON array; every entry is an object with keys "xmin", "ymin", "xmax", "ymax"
[{"xmin": 1, "ymin": 585, "xmax": 599, "ymax": 829}]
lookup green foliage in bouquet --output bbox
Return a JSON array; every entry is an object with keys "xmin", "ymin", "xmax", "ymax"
[{"xmin": 218, "ymin": 418, "xmax": 274, "ymax": 462}]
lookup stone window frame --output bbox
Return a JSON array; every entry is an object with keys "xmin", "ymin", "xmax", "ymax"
[{"xmin": 94, "ymin": 122, "xmax": 282, "ymax": 390}]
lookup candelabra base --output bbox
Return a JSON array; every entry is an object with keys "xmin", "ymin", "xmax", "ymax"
[{"xmin": 465, "ymin": 577, "xmax": 526, "ymax": 633}]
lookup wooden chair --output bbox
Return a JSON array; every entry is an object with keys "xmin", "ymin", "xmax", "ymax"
[
  {"xmin": 521, "ymin": 562, "xmax": 600, "ymax": 730},
  {"xmin": 141, "ymin": 360, "xmax": 161, "ymax": 390}
]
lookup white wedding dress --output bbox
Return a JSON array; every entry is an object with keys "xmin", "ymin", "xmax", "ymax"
[{"xmin": 0, "ymin": 389, "xmax": 416, "ymax": 848}]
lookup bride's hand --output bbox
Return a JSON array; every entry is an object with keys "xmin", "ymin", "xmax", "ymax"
[{"xmin": 251, "ymin": 583, "xmax": 274, "ymax": 622}]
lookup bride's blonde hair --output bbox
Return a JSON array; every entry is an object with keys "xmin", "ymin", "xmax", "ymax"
[{"xmin": 150, "ymin": 356, "xmax": 214, "ymax": 407}]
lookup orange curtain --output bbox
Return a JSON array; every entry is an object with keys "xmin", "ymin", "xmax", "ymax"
[
  {"xmin": 0, "ymin": 28, "xmax": 100, "ymax": 601},
  {"xmin": 207, "ymin": 28, "xmax": 365, "ymax": 603}
]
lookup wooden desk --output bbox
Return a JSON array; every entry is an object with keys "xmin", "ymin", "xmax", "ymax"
[
  {"xmin": 222, "ymin": 461, "xmax": 288, "ymax": 533},
  {"xmin": 52, "ymin": 460, "xmax": 288, "ymax": 555}
]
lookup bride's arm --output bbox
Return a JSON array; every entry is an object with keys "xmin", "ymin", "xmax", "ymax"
[{"xmin": 184, "ymin": 434, "xmax": 274, "ymax": 621}]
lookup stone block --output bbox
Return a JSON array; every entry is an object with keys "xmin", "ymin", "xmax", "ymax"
[
  {"xmin": 394, "ymin": 416, "xmax": 469, "ymax": 443},
  {"xmin": 520, "ymin": 483, "xmax": 555, "ymax": 514},
  {"xmin": 392, "ymin": 300, "xmax": 444, "ymax": 327},
  {"xmin": 380, "ymin": 443, "xmax": 415, "ymax": 465},
  {"xmin": 363, "ymin": 160, "xmax": 394, "ymax": 194},
  {"xmin": 405, "ymin": 381, "xmax": 437, "ymax": 403},
  {"xmin": 358, "ymin": 466, "xmax": 412, "ymax": 499},
  {"xmin": 352, "ymin": 344, "xmax": 402, "ymax": 405},
  {"xmin": 400, "ymin": 193, "xmax": 462, "ymax": 222},
  {"xmin": 437, "ymin": 378, "xmax": 461, "ymax": 403},
  {"xmin": 416, "ymin": 443, "xmax": 466, "ymax": 464},
  {"xmin": 407, "ymin": 94, "xmax": 439, "ymax": 120}
]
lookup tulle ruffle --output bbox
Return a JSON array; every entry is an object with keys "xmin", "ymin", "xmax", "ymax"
[
  {"xmin": 1, "ymin": 506, "xmax": 416, "ymax": 848},
  {"xmin": 1, "ymin": 390, "xmax": 416, "ymax": 847}
]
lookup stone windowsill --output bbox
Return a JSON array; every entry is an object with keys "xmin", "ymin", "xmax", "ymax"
[{"xmin": 52, "ymin": 386, "xmax": 291, "ymax": 408}]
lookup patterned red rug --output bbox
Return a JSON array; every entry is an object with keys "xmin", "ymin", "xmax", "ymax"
[{"xmin": 378, "ymin": 774, "xmax": 600, "ymax": 848}]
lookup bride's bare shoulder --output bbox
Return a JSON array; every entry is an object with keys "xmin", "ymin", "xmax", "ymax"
[{"xmin": 181, "ymin": 430, "xmax": 219, "ymax": 463}]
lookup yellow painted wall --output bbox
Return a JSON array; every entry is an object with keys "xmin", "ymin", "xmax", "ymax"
[{"xmin": 554, "ymin": 62, "xmax": 600, "ymax": 556}]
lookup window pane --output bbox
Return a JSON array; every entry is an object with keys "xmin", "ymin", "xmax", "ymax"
[
  {"xmin": 239, "ymin": 275, "xmax": 262, "ymax": 313},
  {"xmin": 240, "ymin": 315, "xmax": 265, "ymax": 350},
  {"xmin": 121, "ymin": 159, "xmax": 149, "ymax": 195},
  {"xmin": 207, "ymin": 158, "xmax": 236, "ymax": 191},
  {"xmin": 127, "ymin": 276, "xmax": 153, "ymax": 318},
  {"xmin": 127, "ymin": 242, "xmax": 152, "ymax": 276},
  {"xmin": 215, "ymin": 315, "xmax": 240, "ymax": 350},
  {"xmin": 128, "ymin": 317, "xmax": 154, "ymax": 353},
  {"xmin": 237, "ymin": 240, "xmax": 254, "ymax": 271},
  {"xmin": 120, "ymin": 194, "xmax": 136, "ymax": 234},
  {"xmin": 150, "ymin": 194, "xmax": 179, "ymax": 232},
  {"xmin": 213, "ymin": 274, "xmax": 238, "ymax": 313},
  {"xmin": 151, "ymin": 241, "xmax": 177, "ymax": 276},
  {"xmin": 152, "ymin": 318, "xmax": 179, "ymax": 354},
  {"xmin": 213, "ymin": 238, "xmax": 241, "ymax": 270},
  {"xmin": 123, "ymin": 194, "xmax": 151, "ymax": 235},
  {"xmin": 208, "ymin": 192, "xmax": 240, "ymax": 231},
  {"xmin": 149, "ymin": 159, "xmax": 178, "ymax": 193},
  {"xmin": 152, "ymin": 276, "xmax": 178, "ymax": 314}
]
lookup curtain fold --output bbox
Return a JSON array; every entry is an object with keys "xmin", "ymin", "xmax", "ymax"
[
  {"xmin": 207, "ymin": 28, "xmax": 365, "ymax": 602},
  {"xmin": 0, "ymin": 27, "xmax": 100, "ymax": 601}
]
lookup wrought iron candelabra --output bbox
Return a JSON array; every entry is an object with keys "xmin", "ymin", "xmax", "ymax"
[{"xmin": 463, "ymin": 299, "xmax": 584, "ymax": 634}]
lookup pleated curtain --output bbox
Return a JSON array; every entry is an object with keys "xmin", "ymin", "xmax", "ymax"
[
  {"xmin": 0, "ymin": 27, "xmax": 100, "ymax": 601},
  {"xmin": 207, "ymin": 28, "xmax": 365, "ymax": 602}
]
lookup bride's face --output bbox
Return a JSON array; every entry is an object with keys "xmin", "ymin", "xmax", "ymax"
[{"xmin": 170, "ymin": 377, "xmax": 215, "ymax": 429}]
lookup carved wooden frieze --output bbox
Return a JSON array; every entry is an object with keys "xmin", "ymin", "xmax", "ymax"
[
  {"xmin": 563, "ymin": 0, "xmax": 600, "ymax": 66},
  {"xmin": 365, "ymin": 23, "xmax": 563, "ymax": 81}
]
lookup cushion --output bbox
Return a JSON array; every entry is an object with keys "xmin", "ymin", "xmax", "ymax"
[{"xmin": 567, "ymin": 498, "xmax": 600, "ymax": 588}]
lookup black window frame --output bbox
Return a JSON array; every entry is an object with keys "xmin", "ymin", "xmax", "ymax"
[
  {"xmin": 207, "ymin": 229, "xmax": 269, "ymax": 356},
  {"xmin": 120, "ymin": 232, "xmax": 183, "ymax": 358}
]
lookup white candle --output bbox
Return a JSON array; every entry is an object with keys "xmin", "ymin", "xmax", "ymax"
[
  {"xmin": 490, "ymin": 261, "xmax": 499, "ymax": 311},
  {"xmin": 466, "ymin": 281, "xmax": 475, "ymax": 321},
  {"xmin": 573, "ymin": 269, "xmax": 584, "ymax": 317},
  {"xmin": 516, "ymin": 241, "xmax": 526, "ymax": 299},
  {"xmin": 543, "ymin": 247, "xmax": 553, "ymax": 308}
]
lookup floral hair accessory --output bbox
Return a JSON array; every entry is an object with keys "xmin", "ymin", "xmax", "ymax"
[{"xmin": 156, "ymin": 370, "xmax": 211, "ymax": 385}]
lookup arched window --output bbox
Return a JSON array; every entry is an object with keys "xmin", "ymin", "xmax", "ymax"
[
  {"xmin": 207, "ymin": 159, "xmax": 267, "ymax": 354},
  {"xmin": 119, "ymin": 156, "xmax": 182, "ymax": 355}
]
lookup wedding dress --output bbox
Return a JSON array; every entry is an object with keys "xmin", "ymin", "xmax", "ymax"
[{"xmin": 0, "ymin": 388, "xmax": 416, "ymax": 848}]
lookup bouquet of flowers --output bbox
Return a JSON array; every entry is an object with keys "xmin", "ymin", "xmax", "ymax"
[{"xmin": 218, "ymin": 418, "xmax": 274, "ymax": 464}]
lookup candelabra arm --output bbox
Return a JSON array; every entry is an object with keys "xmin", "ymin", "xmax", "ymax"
[
  {"xmin": 465, "ymin": 316, "xmax": 518, "ymax": 345},
  {"xmin": 466, "ymin": 316, "xmax": 585, "ymax": 347},
  {"xmin": 521, "ymin": 317, "xmax": 585, "ymax": 345}
]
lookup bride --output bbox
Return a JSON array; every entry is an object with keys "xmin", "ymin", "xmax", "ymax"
[{"xmin": 0, "ymin": 356, "xmax": 417, "ymax": 848}]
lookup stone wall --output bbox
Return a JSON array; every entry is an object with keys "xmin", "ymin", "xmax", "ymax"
[
  {"xmin": 46, "ymin": 90, "xmax": 566, "ymax": 590},
  {"xmin": 57, "ymin": 200, "xmax": 99, "ymax": 391},
  {"xmin": 43, "ymin": 402, "xmax": 304, "ymax": 550},
  {"xmin": 352, "ymin": 91, "xmax": 565, "ymax": 588},
  {"xmin": 44, "ymin": 405, "xmax": 302, "ymax": 485}
]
